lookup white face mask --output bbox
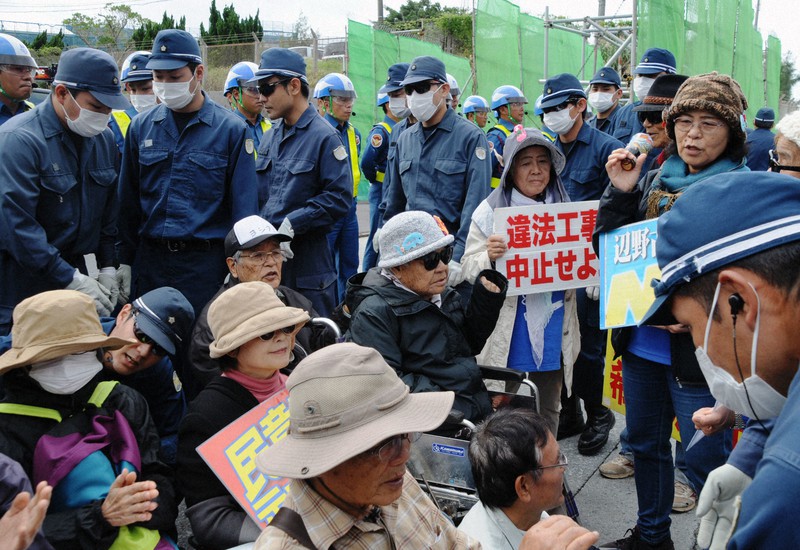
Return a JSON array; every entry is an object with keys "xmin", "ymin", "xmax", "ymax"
[
  {"xmin": 588, "ymin": 91, "xmax": 616, "ymax": 113},
  {"xmin": 28, "ymin": 352, "xmax": 103, "ymax": 395},
  {"xmin": 695, "ymin": 282, "xmax": 787, "ymax": 419},
  {"xmin": 633, "ymin": 76, "xmax": 655, "ymax": 101},
  {"xmin": 408, "ymin": 85, "xmax": 443, "ymax": 123},
  {"xmin": 388, "ymin": 96, "xmax": 411, "ymax": 119},
  {"xmin": 153, "ymin": 75, "xmax": 198, "ymax": 110},
  {"xmin": 543, "ymin": 108, "xmax": 578, "ymax": 135},
  {"xmin": 61, "ymin": 91, "xmax": 110, "ymax": 138},
  {"xmin": 130, "ymin": 93, "xmax": 157, "ymax": 113}
]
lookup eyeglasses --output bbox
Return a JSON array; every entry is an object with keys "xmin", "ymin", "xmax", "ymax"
[
  {"xmin": 419, "ymin": 245, "xmax": 454, "ymax": 271},
  {"xmin": 769, "ymin": 149, "xmax": 800, "ymax": 173},
  {"xmin": 131, "ymin": 312, "xmax": 168, "ymax": 357},
  {"xmin": 403, "ymin": 80, "xmax": 440, "ymax": 96},
  {"xmin": 331, "ymin": 96, "xmax": 354, "ymax": 105},
  {"xmin": 673, "ymin": 116, "xmax": 727, "ymax": 133},
  {"xmin": 241, "ymin": 86, "xmax": 261, "ymax": 97},
  {"xmin": 363, "ymin": 433, "xmax": 421, "ymax": 462},
  {"xmin": 637, "ymin": 110, "xmax": 665, "ymax": 125},
  {"xmin": 259, "ymin": 324, "xmax": 298, "ymax": 341},
  {"xmin": 537, "ymin": 450, "xmax": 568, "ymax": 470},
  {"xmin": 0, "ymin": 64, "xmax": 36, "ymax": 78},
  {"xmin": 238, "ymin": 250, "xmax": 285, "ymax": 265},
  {"xmin": 258, "ymin": 78, "xmax": 291, "ymax": 97}
]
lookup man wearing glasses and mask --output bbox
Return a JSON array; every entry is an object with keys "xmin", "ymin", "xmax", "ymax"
[{"xmin": 252, "ymin": 48, "xmax": 352, "ymax": 317}]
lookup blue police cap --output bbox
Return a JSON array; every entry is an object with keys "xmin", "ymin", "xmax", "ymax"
[
  {"xmin": 589, "ymin": 67, "xmax": 621, "ymax": 88},
  {"xmin": 250, "ymin": 48, "xmax": 308, "ymax": 84},
  {"xmin": 641, "ymin": 171, "xmax": 800, "ymax": 325},
  {"xmin": 400, "ymin": 56, "xmax": 447, "ymax": 86},
  {"xmin": 146, "ymin": 29, "xmax": 202, "ymax": 71},
  {"xmin": 121, "ymin": 51, "xmax": 152, "ymax": 83},
  {"xmin": 755, "ymin": 107, "xmax": 775, "ymax": 124},
  {"xmin": 53, "ymin": 48, "xmax": 130, "ymax": 110},
  {"xmin": 539, "ymin": 73, "xmax": 586, "ymax": 110},
  {"xmin": 379, "ymin": 63, "xmax": 410, "ymax": 94},
  {"xmin": 635, "ymin": 48, "xmax": 677, "ymax": 75},
  {"xmin": 132, "ymin": 287, "xmax": 195, "ymax": 356}
]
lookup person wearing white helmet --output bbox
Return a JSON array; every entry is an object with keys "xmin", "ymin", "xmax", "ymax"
[
  {"xmin": 487, "ymin": 85, "xmax": 528, "ymax": 188},
  {"xmin": 109, "ymin": 50, "xmax": 156, "ymax": 153},
  {"xmin": 0, "ymin": 33, "xmax": 37, "ymax": 126},
  {"xmin": 225, "ymin": 61, "xmax": 270, "ymax": 151},
  {"xmin": 463, "ymin": 95, "xmax": 490, "ymax": 129},
  {"xmin": 447, "ymin": 72, "xmax": 461, "ymax": 110},
  {"xmin": 316, "ymin": 72, "xmax": 361, "ymax": 303}
]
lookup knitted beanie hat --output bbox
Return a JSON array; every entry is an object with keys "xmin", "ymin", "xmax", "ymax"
[
  {"xmin": 378, "ymin": 211, "xmax": 454, "ymax": 268},
  {"xmin": 666, "ymin": 72, "xmax": 749, "ymax": 143}
]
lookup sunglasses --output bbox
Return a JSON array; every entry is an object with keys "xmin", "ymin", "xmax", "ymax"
[
  {"xmin": 363, "ymin": 433, "xmax": 421, "ymax": 462},
  {"xmin": 258, "ymin": 78, "xmax": 291, "ymax": 97},
  {"xmin": 259, "ymin": 324, "xmax": 298, "ymax": 341},
  {"xmin": 403, "ymin": 80, "xmax": 440, "ymax": 96},
  {"xmin": 131, "ymin": 312, "xmax": 168, "ymax": 357},
  {"xmin": 769, "ymin": 149, "xmax": 800, "ymax": 173},
  {"xmin": 419, "ymin": 245, "xmax": 454, "ymax": 271},
  {"xmin": 637, "ymin": 110, "xmax": 664, "ymax": 125}
]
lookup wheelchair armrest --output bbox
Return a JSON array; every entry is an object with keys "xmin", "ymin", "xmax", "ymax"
[
  {"xmin": 446, "ymin": 409, "xmax": 465, "ymax": 425},
  {"xmin": 478, "ymin": 364, "xmax": 525, "ymax": 383}
]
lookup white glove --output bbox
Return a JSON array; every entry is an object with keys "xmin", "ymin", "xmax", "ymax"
[
  {"xmin": 98, "ymin": 268, "xmax": 119, "ymax": 310},
  {"xmin": 586, "ymin": 285, "xmax": 600, "ymax": 300},
  {"xmin": 66, "ymin": 271, "xmax": 113, "ymax": 317},
  {"xmin": 696, "ymin": 463, "xmax": 752, "ymax": 550},
  {"xmin": 278, "ymin": 218, "xmax": 295, "ymax": 259},
  {"xmin": 116, "ymin": 264, "xmax": 132, "ymax": 305}
]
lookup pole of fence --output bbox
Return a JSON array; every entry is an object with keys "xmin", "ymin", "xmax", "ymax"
[
  {"xmin": 471, "ymin": 0, "xmax": 478, "ymax": 95},
  {"xmin": 543, "ymin": 6, "xmax": 550, "ymax": 80}
]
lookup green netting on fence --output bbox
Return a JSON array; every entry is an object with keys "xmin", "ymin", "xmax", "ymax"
[{"xmin": 766, "ymin": 35, "xmax": 781, "ymax": 111}]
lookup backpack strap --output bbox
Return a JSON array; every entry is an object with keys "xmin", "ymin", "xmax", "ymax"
[
  {"xmin": 88, "ymin": 380, "xmax": 119, "ymax": 408},
  {"xmin": 0, "ymin": 403, "xmax": 62, "ymax": 422},
  {"xmin": 269, "ymin": 507, "xmax": 317, "ymax": 550}
]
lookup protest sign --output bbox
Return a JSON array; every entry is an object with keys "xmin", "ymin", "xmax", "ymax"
[
  {"xmin": 494, "ymin": 201, "xmax": 599, "ymax": 296},
  {"xmin": 197, "ymin": 389, "xmax": 290, "ymax": 528}
]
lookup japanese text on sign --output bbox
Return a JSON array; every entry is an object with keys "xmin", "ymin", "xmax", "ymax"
[
  {"xmin": 494, "ymin": 201, "xmax": 600, "ymax": 295},
  {"xmin": 197, "ymin": 390, "xmax": 291, "ymax": 528}
]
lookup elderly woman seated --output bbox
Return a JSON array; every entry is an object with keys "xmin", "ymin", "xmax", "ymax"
[
  {"xmin": 345, "ymin": 211, "xmax": 507, "ymax": 430},
  {"xmin": 177, "ymin": 281, "xmax": 309, "ymax": 550}
]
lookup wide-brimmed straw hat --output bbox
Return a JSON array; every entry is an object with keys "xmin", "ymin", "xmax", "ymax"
[
  {"xmin": 0, "ymin": 290, "xmax": 134, "ymax": 374},
  {"xmin": 208, "ymin": 281, "xmax": 309, "ymax": 358},
  {"xmin": 256, "ymin": 343, "xmax": 454, "ymax": 479}
]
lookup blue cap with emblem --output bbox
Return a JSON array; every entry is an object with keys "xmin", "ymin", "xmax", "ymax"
[
  {"xmin": 53, "ymin": 48, "xmax": 130, "ymax": 110},
  {"xmin": 121, "ymin": 51, "xmax": 153, "ymax": 83},
  {"xmin": 400, "ymin": 56, "xmax": 447, "ymax": 86},
  {"xmin": 132, "ymin": 287, "xmax": 195, "ymax": 356},
  {"xmin": 641, "ymin": 171, "xmax": 800, "ymax": 325},
  {"xmin": 146, "ymin": 29, "xmax": 202, "ymax": 71},
  {"xmin": 634, "ymin": 48, "xmax": 677, "ymax": 75},
  {"xmin": 539, "ymin": 73, "xmax": 586, "ymax": 110},
  {"xmin": 755, "ymin": 107, "xmax": 775, "ymax": 124},
  {"xmin": 250, "ymin": 47, "xmax": 308, "ymax": 84},
  {"xmin": 379, "ymin": 63, "xmax": 410, "ymax": 93},
  {"xmin": 589, "ymin": 67, "xmax": 621, "ymax": 88}
]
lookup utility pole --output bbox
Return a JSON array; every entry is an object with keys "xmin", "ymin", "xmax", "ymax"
[
  {"xmin": 378, "ymin": 0, "xmax": 384, "ymax": 23},
  {"xmin": 598, "ymin": 0, "xmax": 606, "ymax": 17}
]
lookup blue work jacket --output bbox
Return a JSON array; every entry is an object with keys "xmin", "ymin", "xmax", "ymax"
[
  {"xmin": 109, "ymin": 107, "xmax": 138, "ymax": 154},
  {"xmin": 382, "ymin": 107, "xmax": 492, "ymax": 260},
  {"xmin": 233, "ymin": 108, "xmax": 271, "ymax": 151},
  {"xmin": 610, "ymin": 101, "xmax": 644, "ymax": 144},
  {"xmin": 0, "ymin": 99, "xmax": 33, "ymax": 127},
  {"xmin": 117, "ymin": 93, "xmax": 258, "ymax": 265},
  {"xmin": 0, "ymin": 98, "xmax": 119, "ymax": 330},
  {"xmin": 324, "ymin": 112, "xmax": 362, "ymax": 197},
  {"xmin": 361, "ymin": 115, "xmax": 395, "ymax": 184},
  {"xmin": 556, "ymin": 122, "xmax": 624, "ymax": 203},
  {"xmin": 486, "ymin": 117, "xmax": 516, "ymax": 182},
  {"xmin": 588, "ymin": 103, "xmax": 622, "ymax": 135},
  {"xmin": 745, "ymin": 127, "xmax": 775, "ymax": 171}
]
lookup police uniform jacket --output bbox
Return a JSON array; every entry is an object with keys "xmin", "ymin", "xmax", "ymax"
[
  {"xmin": 382, "ymin": 107, "xmax": 492, "ymax": 260},
  {"xmin": 588, "ymin": 103, "xmax": 621, "ymax": 135},
  {"xmin": 610, "ymin": 101, "xmax": 644, "ymax": 144},
  {"xmin": 556, "ymin": 122, "xmax": 623, "ymax": 203},
  {"xmin": 486, "ymin": 117, "xmax": 516, "ymax": 180},
  {"xmin": 117, "ymin": 93, "xmax": 257, "ymax": 265},
  {"xmin": 360, "ymin": 115, "xmax": 395, "ymax": 184},
  {"xmin": 745, "ymin": 127, "xmax": 774, "ymax": 171},
  {"xmin": 0, "ymin": 98, "xmax": 119, "ymax": 329},
  {"xmin": 256, "ymin": 104, "xmax": 352, "ymax": 296}
]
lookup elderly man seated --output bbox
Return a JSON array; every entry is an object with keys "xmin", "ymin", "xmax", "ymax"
[
  {"xmin": 459, "ymin": 407, "xmax": 572, "ymax": 548},
  {"xmin": 346, "ymin": 211, "xmax": 507, "ymax": 431},
  {"xmin": 188, "ymin": 215, "xmax": 336, "ymax": 397},
  {"xmin": 0, "ymin": 291, "xmax": 177, "ymax": 548}
]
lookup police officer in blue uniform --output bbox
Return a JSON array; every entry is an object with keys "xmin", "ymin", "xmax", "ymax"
[
  {"xmin": 361, "ymin": 65, "xmax": 406, "ymax": 270},
  {"xmin": 109, "ymin": 51, "xmax": 156, "ymax": 154},
  {"xmin": 225, "ymin": 61, "xmax": 271, "ymax": 152},
  {"xmin": 540, "ymin": 73, "xmax": 623, "ymax": 455},
  {"xmin": 0, "ymin": 34, "xmax": 37, "ymax": 126},
  {"xmin": 0, "ymin": 48, "xmax": 130, "ymax": 334},
  {"xmin": 117, "ymin": 29, "xmax": 258, "ymax": 319},
  {"xmin": 383, "ymin": 56, "xmax": 492, "ymax": 264},
  {"xmin": 611, "ymin": 48, "xmax": 677, "ymax": 144},
  {"xmin": 251, "ymin": 48, "xmax": 352, "ymax": 317},
  {"xmin": 587, "ymin": 67, "xmax": 623, "ymax": 135},
  {"xmin": 487, "ymin": 85, "xmax": 528, "ymax": 188},
  {"xmin": 746, "ymin": 107, "xmax": 776, "ymax": 171}
]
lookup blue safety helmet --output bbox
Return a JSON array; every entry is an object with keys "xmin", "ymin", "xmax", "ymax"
[
  {"xmin": 315, "ymin": 72, "xmax": 357, "ymax": 99},
  {"xmin": 491, "ymin": 85, "xmax": 528, "ymax": 112},
  {"xmin": 446, "ymin": 73, "xmax": 460, "ymax": 98},
  {"xmin": 121, "ymin": 51, "xmax": 152, "ymax": 83},
  {"xmin": 0, "ymin": 33, "xmax": 36, "ymax": 68},
  {"xmin": 377, "ymin": 92, "xmax": 389, "ymax": 106},
  {"xmin": 462, "ymin": 95, "xmax": 489, "ymax": 114},
  {"xmin": 225, "ymin": 61, "xmax": 259, "ymax": 94},
  {"xmin": 533, "ymin": 94, "xmax": 544, "ymax": 116}
]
